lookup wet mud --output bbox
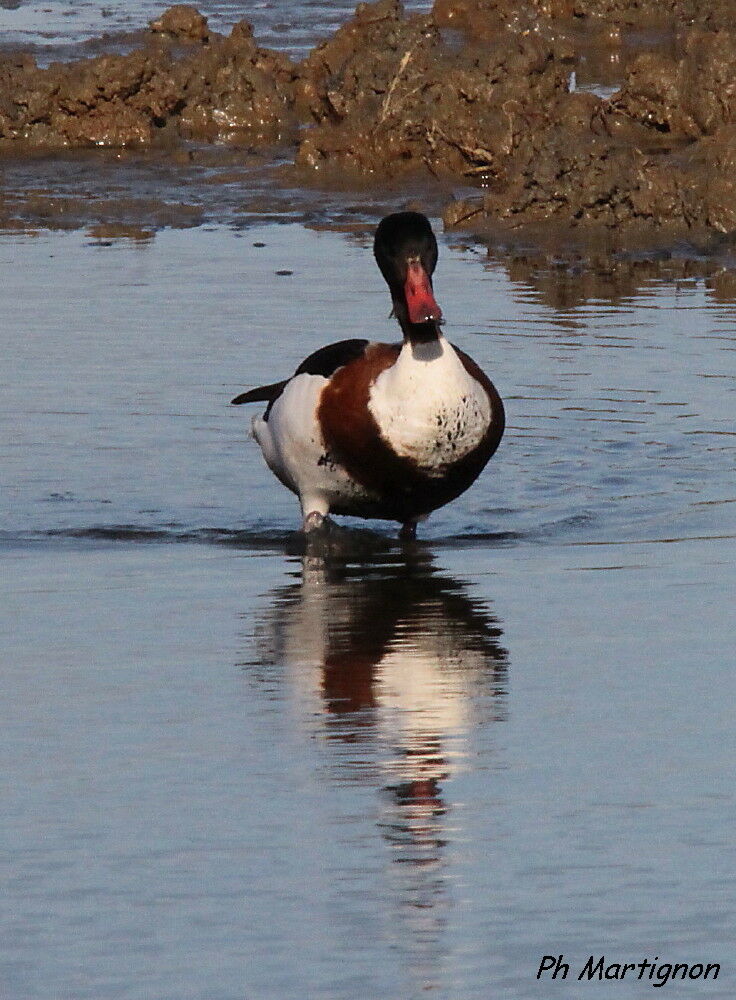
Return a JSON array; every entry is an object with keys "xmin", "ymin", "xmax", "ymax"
[
  {"xmin": 0, "ymin": 11, "xmax": 297, "ymax": 150},
  {"xmin": 2, "ymin": 0, "xmax": 736, "ymax": 248}
]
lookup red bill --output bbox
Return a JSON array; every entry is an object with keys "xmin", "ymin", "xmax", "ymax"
[{"xmin": 404, "ymin": 260, "xmax": 442, "ymax": 324}]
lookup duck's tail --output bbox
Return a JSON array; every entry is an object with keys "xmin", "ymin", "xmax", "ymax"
[{"xmin": 231, "ymin": 380, "xmax": 288, "ymax": 405}]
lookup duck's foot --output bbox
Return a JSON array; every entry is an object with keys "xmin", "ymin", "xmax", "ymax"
[
  {"xmin": 303, "ymin": 510, "xmax": 331, "ymax": 533},
  {"xmin": 399, "ymin": 520, "xmax": 417, "ymax": 541}
]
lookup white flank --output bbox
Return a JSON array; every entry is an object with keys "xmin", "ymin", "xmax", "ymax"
[
  {"xmin": 252, "ymin": 372, "xmax": 372, "ymax": 516},
  {"xmin": 367, "ymin": 336, "xmax": 491, "ymax": 473}
]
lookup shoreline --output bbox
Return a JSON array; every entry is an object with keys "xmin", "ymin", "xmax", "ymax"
[{"xmin": 1, "ymin": 1, "xmax": 735, "ymax": 262}]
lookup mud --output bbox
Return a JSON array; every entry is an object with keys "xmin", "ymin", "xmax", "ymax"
[
  {"xmin": 0, "ymin": 12, "xmax": 297, "ymax": 150},
  {"xmin": 149, "ymin": 5, "xmax": 210, "ymax": 42},
  {"xmin": 432, "ymin": 0, "xmax": 736, "ymax": 31},
  {"xmin": 2, "ymin": 1, "xmax": 736, "ymax": 246},
  {"xmin": 295, "ymin": 0, "xmax": 568, "ymax": 182},
  {"xmin": 443, "ymin": 33, "xmax": 736, "ymax": 242}
]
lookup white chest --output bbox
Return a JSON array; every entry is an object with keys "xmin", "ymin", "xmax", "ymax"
[{"xmin": 367, "ymin": 338, "xmax": 491, "ymax": 472}]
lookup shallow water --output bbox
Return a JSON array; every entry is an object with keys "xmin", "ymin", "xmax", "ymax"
[
  {"xmin": 2, "ymin": 223, "xmax": 735, "ymax": 543},
  {"xmin": 2, "ymin": 222, "xmax": 735, "ymax": 998},
  {"xmin": 0, "ymin": 0, "xmax": 431, "ymax": 63}
]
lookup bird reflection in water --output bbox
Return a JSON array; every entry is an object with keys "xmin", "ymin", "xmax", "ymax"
[{"xmin": 247, "ymin": 536, "xmax": 508, "ymax": 989}]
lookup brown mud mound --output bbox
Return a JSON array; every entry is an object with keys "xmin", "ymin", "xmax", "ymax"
[
  {"xmin": 1, "ymin": 1, "xmax": 736, "ymax": 245},
  {"xmin": 612, "ymin": 31, "xmax": 736, "ymax": 139},
  {"xmin": 446, "ymin": 101, "xmax": 736, "ymax": 240},
  {"xmin": 0, "ymin": 13, "xmax": 296, "ymax": 149},
  {"xmin": 149, "ymin": 5, "xmax": 210, "ymax": 42},
  {"xmin": 294, "ymin": 0, "xmax": 568, "ymax": 179},
  {"xmin": 441, "ymin": 19, "xmax": 736, "ymax": 240},
  {"xmin": 557, "ymin": 0, "xmax": 735, "ymax": 29},
  {"xmin": 432, "ymin": 0, "xmax": 736, "ymax": 30}
]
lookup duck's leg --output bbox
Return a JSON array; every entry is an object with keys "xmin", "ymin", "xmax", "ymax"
[
  {"xmin": 399, "ymin": 519, "xmax": 417, "ymax": 541},
  {"xmin": 303, "ymin": 511, "xmax": 326, "ymax": 532},
  {"xmin": 301, "ymin": 495, "xmax": 330, "ymax": 533}
]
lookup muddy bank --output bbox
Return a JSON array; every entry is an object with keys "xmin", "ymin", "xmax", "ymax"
[
  {"xmin": 442, "ymin": 14, "xmax": 736, "ymax": 241},
  {"xmin": 0, "ymin": 7, "xmax": 297, "ymax": 149},
  {"xmin": 294, "ymin": 0, "xmax": 568, "ymax": 183},
  {"xmin": 433, "ymin": 0, "xmax": 736, "ymax": 30},
  {"xmin": 2, "ymin": 1, "xmax": 736, "ymax": 246}
]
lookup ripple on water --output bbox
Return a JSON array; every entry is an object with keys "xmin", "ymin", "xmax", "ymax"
[
  {"xmin": 1, "ymin": 224, "xmax": 734, "ymax": 553},
  {"xmin": 2, "ymin": 221, "xmax": 735, "ymax": 1000}
]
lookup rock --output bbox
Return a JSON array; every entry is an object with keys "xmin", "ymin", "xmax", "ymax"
[{"xmin": 149, "ymin": 5, "xmax": 209, "ymax": 43}]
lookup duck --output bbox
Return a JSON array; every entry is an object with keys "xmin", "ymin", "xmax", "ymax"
[{"xmin": 231, "ymin": 211, "xmax": 505, "ymax": 538}]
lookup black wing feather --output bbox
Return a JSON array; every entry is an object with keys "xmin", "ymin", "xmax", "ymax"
[
  {"xmin": 230, "ymin": 339, "xmax": 370, "ymax": 414},
  {"xmin": 231, "ymin": 379, "xmax": 289, "ymax": 405},
  {"xmin": 294, "ymin": 339, "xmax": 370, "ymax": 378}
]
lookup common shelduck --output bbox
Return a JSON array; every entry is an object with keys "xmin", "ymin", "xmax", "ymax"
[{"xmin": 231, "ymin": 212, "xmax": 505, "ymax": 537}]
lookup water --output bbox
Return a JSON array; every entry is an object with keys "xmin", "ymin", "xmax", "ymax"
[
  {"xmin": 2, "ymin": 225, "xmax": 734, "ymax": 542},
  {"xmin": 2, "ymin": 4, "xmax": 734, "ymax": 994},
  {"xmin": 2, "ymin": 222, "xmax": 735, "ymax": 999},
  {"xmin": 0, "ymin": 0, "xmax": 431, "ymax": 63}
]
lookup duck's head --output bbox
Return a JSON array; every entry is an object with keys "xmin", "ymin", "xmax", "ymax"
[{"xmin": 374, "ymin": 212, "xmax": 443, "ymax": 342}]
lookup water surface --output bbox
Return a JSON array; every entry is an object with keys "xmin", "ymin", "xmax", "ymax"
[
  {"xmin": 0, "ymin": 0, "xmax": 431, "ymax": 63},
  {"xmin": 2, "ymin": 223, "xmax": 735, "ymax": 999}
]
